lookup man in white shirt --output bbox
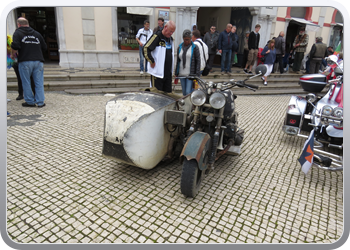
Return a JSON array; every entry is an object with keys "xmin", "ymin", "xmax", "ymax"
[
  {"xmin": 136, "ymin": 20, "xmax": 153, "ymax": 74},
  {"xmin": 192, "ymin": 29, "xmax": 209, "ymax": 75}
]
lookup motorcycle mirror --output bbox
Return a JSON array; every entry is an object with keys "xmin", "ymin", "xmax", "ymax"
[
  {"xmin": 306, "ymin": 93, "xmax": 317, "ymax": 103},
  {"xmin": 255, "ymin": 65, "xmax": 267, "ymax": 75}
]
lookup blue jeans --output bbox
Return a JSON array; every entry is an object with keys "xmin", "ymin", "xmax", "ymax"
[
  {"xmin": 221, "ymin": 50, "xmax": 232, "ymax": 72},
  {"xmin": 18, "ymin": 61, "xmax": 45, "ymax": 106},
  {"xmin": 139, "ymin": 46, "xmax": 147, "ymax": 72},
  {"xmin": 180, "ymin": 78, "xmax": 193, "ymax": 96}
]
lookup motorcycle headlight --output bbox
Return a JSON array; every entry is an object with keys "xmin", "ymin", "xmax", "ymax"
[
  {"xmin": 332, "ymin": 107, "xmax": 343, "ymax": 118},
  {"xmin": 191, "ymin": 90, "xmax": 206, "ymax": 106},
  {"xmin": 322, "ymin": 105, "xmax": 333, "ymax": 116},
  {"xmin": 209, "ymin": 92, "xmax": 226, "ymax": 109}
]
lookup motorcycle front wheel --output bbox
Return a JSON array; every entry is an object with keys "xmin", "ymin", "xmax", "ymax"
[{"xmin": 180, "ymin": 159, "xmax": 204, "ymax": 198}]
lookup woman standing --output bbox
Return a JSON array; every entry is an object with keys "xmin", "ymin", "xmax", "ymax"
[
  {"xmin": 261, "ymin": 39, "xmax": 276, "ymax": 86},
  {"xmin": 175, "ymin": 29, "xmax": 201, "ymax": 95}
]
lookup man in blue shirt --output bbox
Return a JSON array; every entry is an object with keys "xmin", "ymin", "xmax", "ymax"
[{"xmin": 218, "ymin": 23, "xmax": 234, "ymax": 75}]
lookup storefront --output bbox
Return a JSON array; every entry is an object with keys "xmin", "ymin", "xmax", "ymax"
[{"xmin": 7, "ymin": 6, "xmax": 341, "ymax": 69}]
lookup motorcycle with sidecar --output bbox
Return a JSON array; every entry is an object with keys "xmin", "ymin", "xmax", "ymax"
[
  {"xmin": 102, "ymin": 65, "xmax": 266, "ymax": 197},
  {"xmin": 282, "ymin": 55, "xmax": 343, "ymax": 171}
]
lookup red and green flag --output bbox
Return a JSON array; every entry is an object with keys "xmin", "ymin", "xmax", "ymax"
[{"xmin": 333, "ymin": 41, "xmax": 342, "ymax": 57}]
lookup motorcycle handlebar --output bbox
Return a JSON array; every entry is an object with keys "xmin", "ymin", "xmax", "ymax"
[
  {"xmin": 176, "ymin": 75, "xmax": 258, "ymax": 91},
  {"xmin": 244, "ymin": 83, "xmax": 259, "ymax": 89}
]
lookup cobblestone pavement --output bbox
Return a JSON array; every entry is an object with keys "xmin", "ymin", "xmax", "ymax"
[{"xmin": 6, "ymin": 91, "xmax": 343, "ymax": 244}]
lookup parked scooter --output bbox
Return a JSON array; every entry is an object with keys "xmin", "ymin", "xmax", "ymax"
[
  {"xmin": 282, "ymin": 55, "xmax": 343, "ymax": 171},
  {"xmin": 102, "ymin": 65, "xmax": 265, "ymax": 197}
]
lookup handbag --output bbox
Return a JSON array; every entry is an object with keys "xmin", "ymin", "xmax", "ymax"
[{"xmin": 197, "ymin": 40, "xmax": 210, "ymax": 76}]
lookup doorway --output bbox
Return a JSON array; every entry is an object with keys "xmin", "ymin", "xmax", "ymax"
[
  {"xmin": 15, "ymin": 7, "xmax": 59, "ymax": 62},
  {"xmin": 230, "ymin": 7, "xmax": 252, "ymax": 67},
  {"xmin": 285, "ymin": 21, "xmax": 304, "ymax": 53}
]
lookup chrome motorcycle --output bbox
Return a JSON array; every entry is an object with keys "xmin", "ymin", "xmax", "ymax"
[{"xmin": 282, "ymin": 55, "xmax": 343, "ymax": 171}]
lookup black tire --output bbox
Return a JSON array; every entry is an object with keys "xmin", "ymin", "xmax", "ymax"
[{"xmin": 180, "ymin": 159, "xmax": 203, "ymax": 198}]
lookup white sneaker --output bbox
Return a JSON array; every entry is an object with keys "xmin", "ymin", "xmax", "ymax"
[
  {"xmin": 263, "ymin": 81, "xmax": 268, "ymax": 86},
  {"xmin": 140, "ymin": 71, "xmax": 144, "ymax": 75}
]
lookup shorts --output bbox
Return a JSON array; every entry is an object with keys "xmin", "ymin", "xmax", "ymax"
[
  {"xmin": 247, "ymin": 49, "xmax": 258, "ymax": 66},
  {"xmin": 150, "ymin": 75, "xmax": 172, "ymax": 93}
]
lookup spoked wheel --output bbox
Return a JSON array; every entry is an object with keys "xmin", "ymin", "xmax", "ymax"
[{"xmin": 180, "ymin": 159, "xmax": 204, "ymax": 198}]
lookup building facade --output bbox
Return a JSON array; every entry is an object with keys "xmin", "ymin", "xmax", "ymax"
[{"xmin": 6, "ymin": 6, "xmax": 343, "ymax": 68}]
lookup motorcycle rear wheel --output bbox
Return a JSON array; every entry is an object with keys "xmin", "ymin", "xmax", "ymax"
[{"xmin": 180, "ymin": 159, "xmax": 203, "ymax": 198}]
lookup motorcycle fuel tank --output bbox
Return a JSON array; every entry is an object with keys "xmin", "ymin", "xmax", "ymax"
[{"xmin": 102, "ymin": 92, "xmax": 190, "ymax": 169}]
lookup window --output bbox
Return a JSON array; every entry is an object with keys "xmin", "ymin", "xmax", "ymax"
[
  {"xmin": 117, "ymin": 7, "xmax": 146, "ymax": 50},
  {"xmin": 290, "ymin": 7, "xmax": 306, "ymax": 19}
]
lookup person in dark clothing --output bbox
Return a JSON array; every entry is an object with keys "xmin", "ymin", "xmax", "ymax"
[
  {"xmin": 292, "ymin": 26, "xmax": 309, "ymax": 73},
  {"xmin": 144, "ymin": 20, "xmax": 176, "ymax": 93},
  {"xmin": 243, "ymin": 24, "xmax": 261, "ymax": 75},
  {"xmin": 242, "ymin": 31, "xmax": 250, "ymax": 68},
  {"xmin": 153, "ymin": 17, "xmax": 164, "ymax": 33},
  {"xmin": 309, "ymin": 37, "xmax": 328, "ymax": 74},
  {"xmin": 11, "ymin": 17, "xmax": 47, "ymax": 107},
  {"xmin": 203, "ymin": 26, "xmax": 219, "ymax": 72},
  {"xmin": 12, "ymin": 62, "xmax": 35, "ymax": 100},
  {"xmin": 231, "ymin": 25, "xmax": 239, "ymax": 66},
  {"xmin": 274, "ymin": 31, "xmax": 285, "ymax": 74}
]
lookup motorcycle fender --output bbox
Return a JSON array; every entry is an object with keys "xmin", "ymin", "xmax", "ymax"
[
  {"xmin": 180, "ymin": 132, "xmax": 211, "ymax": 171},
  {"xmin": 284, "ymin": 95, "xmax": 307, "ymax": 127},
  {"xmin": 326, "ymin": 126, "xmax": 343, "ymax": 138}
]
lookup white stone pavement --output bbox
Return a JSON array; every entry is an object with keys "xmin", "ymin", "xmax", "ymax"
[{"xmin": 6, "ymin": 91, "xmax": 343, "ymax": 244}]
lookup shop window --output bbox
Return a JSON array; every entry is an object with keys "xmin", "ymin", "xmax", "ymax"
[{"xmin": 117, "ymin": 7, "xmax": 146, "ymax": 50}]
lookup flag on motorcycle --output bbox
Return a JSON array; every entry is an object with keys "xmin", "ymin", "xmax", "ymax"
[
  {"xmin": 333, "ymin": 41, "xmax": 341, "ymax": 57},
  {"xmin": 298, "ymin": 129, "xmax": 315, "ymax": 174}
]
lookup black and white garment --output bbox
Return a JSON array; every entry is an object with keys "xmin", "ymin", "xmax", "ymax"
[{"xmin": 136, "ymin": 28, "xmax": 153, "ymax": 46}]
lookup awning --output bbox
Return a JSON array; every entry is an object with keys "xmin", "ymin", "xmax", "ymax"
[
  {"xmin": 291, "ymin": 17, "xmax": 320, "ymax": 32},
  {"xmin": 127, "ymin": 7, "xmax": 153, "ymax": 16},
  {"xmin": 336, "ymin": 23, "xmax": 343, "ymax": 26}
]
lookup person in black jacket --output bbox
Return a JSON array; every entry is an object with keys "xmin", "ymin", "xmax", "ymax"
[
  {"xmin": 203, "ymin": 26, "xmax": 219, "ymax": 72},
  {"xmin": 243, "ymin": 24, "xmax": 261, "ymax": 75},
  {"xmin": 143, "ymin": 20, "xmax": 176, "ymax": 93},
  {"xmin": 11, "ymin": 17, "xmax": 47, "ymax": 107},
  {"xmin": 273, "ymin": 31, "xmax": 285, "ymax": 74}
]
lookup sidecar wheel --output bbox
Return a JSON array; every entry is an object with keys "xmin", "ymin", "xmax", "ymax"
[{"xmin": 181, "ymin": 159, "xmax": 203, "ymax": 198}]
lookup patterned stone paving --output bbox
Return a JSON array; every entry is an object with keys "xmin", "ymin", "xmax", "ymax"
[{"xmin": 6, "ymin": 91, "xmax": 343, "ymax": 244}]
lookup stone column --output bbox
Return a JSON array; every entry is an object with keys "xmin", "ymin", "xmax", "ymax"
[
  {"xmin": 190, "ymin": 7, "xmax": 198, "ymax": 29},
  {"xmin": 175, "ymin": 8, "xmax": 185, "ymax": 50}
]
